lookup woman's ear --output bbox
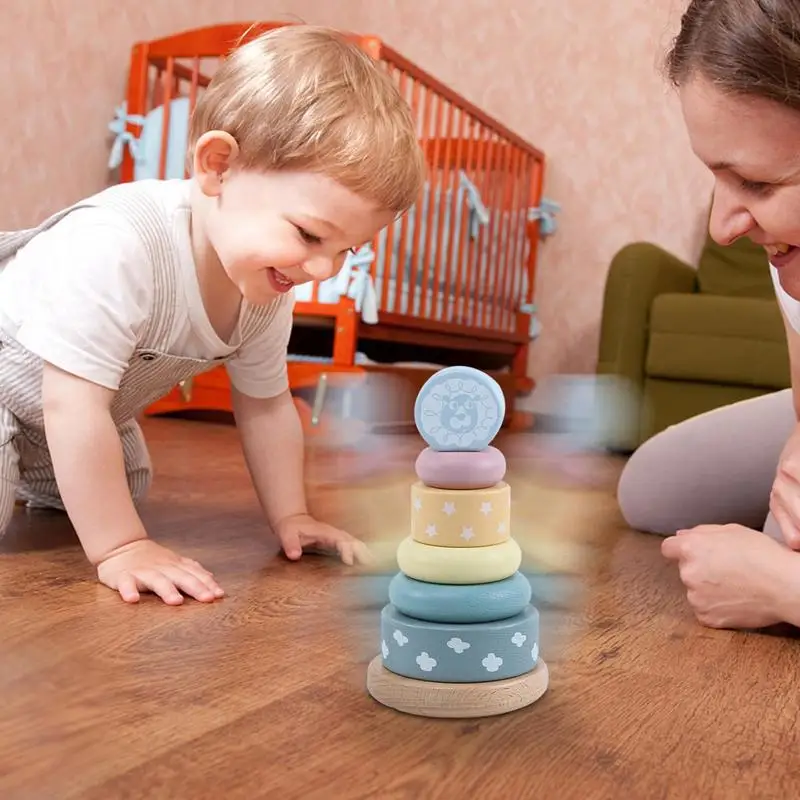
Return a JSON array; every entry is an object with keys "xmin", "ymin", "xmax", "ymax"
[{"xmin": 193, "ymin": 131, "xmax": 240, "ymax": 196}]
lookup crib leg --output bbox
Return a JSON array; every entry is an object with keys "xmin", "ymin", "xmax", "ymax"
[{"xmin": 310, "ymin": 373, "xmax": 328, "ymax": 426}]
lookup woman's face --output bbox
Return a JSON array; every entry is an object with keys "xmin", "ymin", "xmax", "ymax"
[{"xmin": 680, "ymin": 76, "xmax": 800, "ymax": 300}]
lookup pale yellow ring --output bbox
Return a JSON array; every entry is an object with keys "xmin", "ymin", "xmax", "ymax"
[{"xmin": 396, "ymin": 536, "xmax": 522, "ymax": 584}]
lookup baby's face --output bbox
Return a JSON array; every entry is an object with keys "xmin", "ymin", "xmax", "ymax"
[{"xmin": 204, "ymin": 169, "xmax": 395, "ymax": 305}]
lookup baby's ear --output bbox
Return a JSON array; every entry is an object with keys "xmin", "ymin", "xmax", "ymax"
[{"xmin": 193, "ymin": 131, "xmax": 240, "ymax": 196}]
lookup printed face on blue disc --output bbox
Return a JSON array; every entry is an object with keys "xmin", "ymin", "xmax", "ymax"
[{"xmin": 414, "ymin": 366, "xmax": 505, "ymax": 451}]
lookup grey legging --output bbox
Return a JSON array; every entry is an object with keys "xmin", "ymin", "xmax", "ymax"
[{"xmin": 617, "ymin": 388, "xmax": 796, "ymax": 540}]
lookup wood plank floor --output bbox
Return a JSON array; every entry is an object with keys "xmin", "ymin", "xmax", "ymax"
[{"xmin": 1, "ymin": 416, "xmax": 799, "ymax": 799}]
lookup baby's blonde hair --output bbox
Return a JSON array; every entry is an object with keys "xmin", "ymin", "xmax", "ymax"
[{"xmin": 190, "ymin": 24, "xmax": 426, "ymax": 213}]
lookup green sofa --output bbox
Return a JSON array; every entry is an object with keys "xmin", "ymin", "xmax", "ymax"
[{"xmin": 596, "ymin": 232, "xmax": 791, "ymax": 451}]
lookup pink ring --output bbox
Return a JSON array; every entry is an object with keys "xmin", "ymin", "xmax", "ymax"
[{"xmin": 415, "ymin": 446, "xmax": 506, "ymax": 489}]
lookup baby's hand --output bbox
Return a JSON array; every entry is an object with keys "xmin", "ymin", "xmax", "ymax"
[
  {"xmin": 275, "ymin": 513, "xmax": 372, "ymax": 566},
  {"xmin": 96, "ymin": 539, "xmax": 224, "ymax": 605}
]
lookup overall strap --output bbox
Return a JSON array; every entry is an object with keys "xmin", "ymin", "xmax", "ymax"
[
  {"xmin": 3, "ymin": 184, "xmax": 180, "ymax": 351},
  {"xmin": 86, "ymin": 186, "xmax": 179, "ymax": 348},
  {"xmin": 0, "ymin": 205, "xmax": 95, "ymax": 264}
]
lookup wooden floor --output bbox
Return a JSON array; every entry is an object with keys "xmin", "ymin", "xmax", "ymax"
[{"xmin": 1, "ymin": 417, "xmax": 799, "ymax": 799}]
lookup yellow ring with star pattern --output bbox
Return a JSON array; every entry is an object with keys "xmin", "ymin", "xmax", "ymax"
[
  {"xmin": 410, "ymin": 481, "xmax": 510, "ymax": 547},
  {"xmin": 396, "ymin": 536, "xmax": 522, "ymax": 584}
]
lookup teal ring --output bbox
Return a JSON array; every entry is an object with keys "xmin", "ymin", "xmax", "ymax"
[{"xmin": 388, "ymin": 571, "xmax": 532, "ymax": 623}]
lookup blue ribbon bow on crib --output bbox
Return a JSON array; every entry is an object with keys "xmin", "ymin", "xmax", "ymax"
[
  {"xmin": 335, "ymin": 244, "xmax": 379, "ymax": 324},
  {"xmin": 528, "ymin": 198, "xmax": 561, "ymax": 238},
  {"xmin": 107, "ymin": 102, "xmax": 146, "ymax": 170},
  {"xmin": 519, "ymin": 199, "xmax": 560, "ymax": 339},
  {"xmin": 459, "ymin": 171, "xmax": 490, "ymax": 239}
]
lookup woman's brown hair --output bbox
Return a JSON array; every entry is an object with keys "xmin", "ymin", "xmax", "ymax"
[{"xmin": 666, "ymin": 0, "xmax": 800, "ymax": 109}]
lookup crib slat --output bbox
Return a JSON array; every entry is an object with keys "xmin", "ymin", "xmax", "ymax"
[
  {"xmin": 495, "ymin": 144, "xmax": 518, "ymax": 330},
  {"xmin": 464, "ymin": 123, "xmax": 490, "ymax": 328},
  {"xmin": 393, "ymin": 69, "xmax": 412, "ymax": 316},
  {"xmin": 511, "ymin": 150, "xmax": 529, "ymax": 328},
  {"xmin": 480, "ymin": 132, "xmax": 501, "ymax": 329},
  {"xmin": 420, "ymin": 94, "xmax": 444, "ymax": 318},
  {"xmin": 158, "ymin": 59, "xmax": 175, "ymax": 181},
  {"xmin": 407, "ymin": 82, "xmax": 433, "ymax": 318},
  {"xmin": 433, "ymin": 102, "xmax": 456, "ymax": 322},
  {"xmin": 450, "ymin": 112, "xmax": 472, "ymax": 325}
]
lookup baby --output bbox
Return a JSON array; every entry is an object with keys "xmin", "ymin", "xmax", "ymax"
[{"xmin": 0, "ymin": 25, "xmax": 426, "ymax": 606}]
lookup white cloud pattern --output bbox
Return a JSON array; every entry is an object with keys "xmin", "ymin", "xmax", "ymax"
[
  {"xmin": 482, "ymin": 653, "xmax": 503, "ymax": 672},
  {"xmin": 446, "ymin": 637, "xmax": 471, "ymax": 654},
  {"xmin": 416, "ymin": 652, "xmax": 437, "ymax": 672}
]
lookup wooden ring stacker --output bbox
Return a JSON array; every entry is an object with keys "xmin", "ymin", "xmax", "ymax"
[{"xmin": 366, "ymin": 656, "xmax": 549, "ymax": 718}]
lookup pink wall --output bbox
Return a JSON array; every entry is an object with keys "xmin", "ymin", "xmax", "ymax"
[{"xmin": 0, "ymin": 0, "xmax": 713, "ymax": 379}]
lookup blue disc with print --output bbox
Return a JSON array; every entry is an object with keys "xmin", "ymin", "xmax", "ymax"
[
  {"xmin": 414, "ymin": 366, "xmax": 505, "ymax": 451},
  {"xmin": 379, "ymin": 603, "xmax": 540, "ymax": 683}
]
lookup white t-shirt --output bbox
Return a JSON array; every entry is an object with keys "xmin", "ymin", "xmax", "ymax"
[
  {"xmin": 0, "ymin": 179, "xmax": 293, "ymax": 398},
  {"xmin": 770, "ymin": 265, "xmax": 800, "ymax": 334}
]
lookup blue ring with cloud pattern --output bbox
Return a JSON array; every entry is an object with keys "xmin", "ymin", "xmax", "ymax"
[{"xmin": 380, "ymin": 603, "xmax": 540, "ymax": 683}]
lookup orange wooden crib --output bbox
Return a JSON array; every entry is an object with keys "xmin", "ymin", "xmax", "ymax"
[{"xmin": 109, "ymin": 22, "xmax": 556, "ymax": 432}]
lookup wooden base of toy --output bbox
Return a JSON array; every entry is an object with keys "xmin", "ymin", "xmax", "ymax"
[{"xmin": 366, "ymin": 655, "xmax": 549, "ymax": 718}]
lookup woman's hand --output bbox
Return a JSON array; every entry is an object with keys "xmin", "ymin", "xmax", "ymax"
[
  {"xmin": 770, "ymin": 423, "xmax": 800, "ymax": 548},
  {"xmin": 661, "ymin": 524, "xmax": 791, "ymax": 629}
]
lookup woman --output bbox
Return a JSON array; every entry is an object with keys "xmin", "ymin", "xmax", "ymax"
[{"xmin": 618, "ymin": 0, "xmax": 800, "ymax": 630}]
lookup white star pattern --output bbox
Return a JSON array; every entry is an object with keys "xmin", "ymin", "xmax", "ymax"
[
  {"xmin": 413, "ymin": 496, "xmax": 422, "ymax": 511},
  {"xmin": 442, "ymin": 501, "xmax": 456, "ymax": 516},
  {"xmin": 460, "ymin": 527, "xmax": 475, "ymax": 541},
  {"xmin": 497, "ymin": 521, "xmax": 506, "ymax": 534},
  {"xmin": 480, "ymin": 502, "xmax": 493, "ymax": 516},
  {"xmin": 425, "ymin": 523, "xmax": 437, "ymax": 537}
]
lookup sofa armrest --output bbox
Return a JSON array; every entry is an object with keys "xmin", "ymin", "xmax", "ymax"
[{"xmin": 597, "ymin": 242, "xmax": 698, "ymax": 386}]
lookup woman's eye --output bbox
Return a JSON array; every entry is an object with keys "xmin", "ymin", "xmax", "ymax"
[{"xmin": 740, "ymin": 179, "xmax": 772, "ymax": 196}]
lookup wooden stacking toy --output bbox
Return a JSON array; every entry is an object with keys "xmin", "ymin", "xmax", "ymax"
[{"xmin": 366, "ymin": 366, "xmax": 549, "ymax": 718}]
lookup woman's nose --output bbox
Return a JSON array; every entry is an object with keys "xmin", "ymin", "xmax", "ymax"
[{"xmin": 708, "ymin": 186, "xmax": 755, "ymax": 246}]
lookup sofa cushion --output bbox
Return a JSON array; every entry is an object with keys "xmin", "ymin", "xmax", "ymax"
[
  {"xmin": 697, "ymin": 233, "xmax": 773, "ymax": 298},
  {"xmin": 646, "ymin": 293, "xmax": 790, "ymax": 389}
]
